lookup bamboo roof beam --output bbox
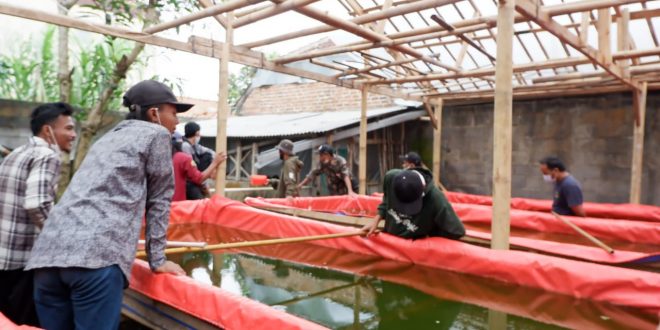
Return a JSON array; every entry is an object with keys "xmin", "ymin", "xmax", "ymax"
[
  {"xmin": 144, "ymin": 0, "xmax": 265, "ymax": 34},
  {"xmin": 0, "ymin": 3, "xmax": 418, "ymax": 102},
  {"xmin": 198, "ymin": 0, "xmax": 228, "ymax": 28},
  {"xmin": 515, "ymin": 0, "xmax": 639, "ymax": 91},
  {"xmin": 363, "ymin": 47, "xmax": 660, "ymax": 85},
  {"xmin": 270, "ymin": 0, "xmax": 460, "ymax": 72},
  {"xmin": 239, "ymin": 0, "xmax": 461, "ymax": 48},
  {"xmin": 241, "ymin": 0, "xmax": 644, "ymax": 49},
  {"xmin": 233, "ymin": 0, "xmax": 319, "ymax": 28}
]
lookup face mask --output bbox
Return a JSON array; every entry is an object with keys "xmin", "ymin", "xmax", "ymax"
[
  {"xmin": 45, "ymin": 125, "xmax": 61, "ymax": 153},
  {"xmin": 543, "ymin": 174, "xmax": 554, "ymax": 183}
]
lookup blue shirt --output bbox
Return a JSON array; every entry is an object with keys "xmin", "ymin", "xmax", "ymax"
[{"xmin": 553, "ymin": 175, "xmax": 583, "ymax": 216}]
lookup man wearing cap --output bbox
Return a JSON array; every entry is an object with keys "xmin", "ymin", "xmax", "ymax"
[
  {"xmin": 401, "ymin": 151, "xmax": 423, "ymax": 170},
  {"xmin": 26, "ymin": 80, "xmax": 188, "ymax": 330},
  {"xmin": 275, "ymin": 139, "xmax": 304, "ymax": 198},
  {"xmin": 298, "ymin": 144, "xmax": 357, "ymax": 196},
  {"xmin": 361, "ymin": 168, "xmax": 465, "ymax": 240}
]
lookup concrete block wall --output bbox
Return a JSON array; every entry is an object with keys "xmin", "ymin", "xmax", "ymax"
[
  {"xmin": 240, "ymin": 82, "xmax": 394, "ymax": 115},
  {"xmin": 407, "ymin": 92, "xmax": 659, "ymax": 206}
]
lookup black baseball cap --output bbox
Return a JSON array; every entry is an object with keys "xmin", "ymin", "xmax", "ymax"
[
  {"xmin": 392, "ymin": 170, "xmax": 426, "ymax": 216},
  {"xmin": 317, "ymin": 144, "xmax": 334, "ymax": 155},
  {"xmin": 123, "ymin": 80, "xmax": 193, "ymax": 113},
  {"xmin": 399, "ymin": 152, "xmax": 422, "ymax": 167}
]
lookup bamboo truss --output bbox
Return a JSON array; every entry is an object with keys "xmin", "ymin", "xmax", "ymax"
[{"xmin": 0, "ymin": 0, "xmax": 658, "ymax": 101}]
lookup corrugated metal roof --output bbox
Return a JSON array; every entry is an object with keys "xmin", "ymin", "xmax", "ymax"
[{"xmin": 179, "ymin": 106, "xmax": 412, "ymax": 138}]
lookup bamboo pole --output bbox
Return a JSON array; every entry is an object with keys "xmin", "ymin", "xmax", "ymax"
[
  {"xmin": 233, "ymin": 0, "xmax": 319, "ymax": 28},
  {"xmin": 135, "ymin": 231, "xmax": 363, "ymax": 257},
  {"xmin": 431, "ymin": 98, "xmax": 443, "ymax": 187},
  {"xmin": 144, "ymin": 0, "xmax": 264, "ymax": 34},
  {"xmin": 359, "ymin": 86, "xmax": 368, "ymax": 195},
  {"xmin": 138, "ymin": 240, "xmax": 207, "ymax": 248},
  {"xmin": 551, "ymin": 212, "xmax": 615, "ymax": 254},
  {"xmin": 215, "ymin": 12, "xmax": 233, "ymax": 196},
  {"xmin": 617, "ymin": 8, "xmax": 630, "ymax": 70},
  {"xmin": 630, "ymin": 82, "xmax": 647, "ymax": 204},
  {"xmin": 491, "ymin": 0, "xmax": 514, "ymax": 251},
  {"xmin": 597, "ymin": 8, "xmax": 612, "ymax": 63}
]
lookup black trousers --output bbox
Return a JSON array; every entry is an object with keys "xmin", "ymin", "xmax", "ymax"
[{"xmin": 0, "ymin": 268, "xmax": 40, "ymax": 326}]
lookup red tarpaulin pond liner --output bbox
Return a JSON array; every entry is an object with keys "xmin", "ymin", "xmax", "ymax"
[
  {"xmin": 164, "ymin": 196, "xmax": 660, "ymax": 313},
  {"xmin": 373, "ymin": 191, "xmax": 660, "ymax": 222},
  {"xmin": 166, "ymin": 224, "xmax": 659, "ymax": 330},
  {"xmin": 246, "ymin": 195, "xmax": 660, "ymax": 245}
]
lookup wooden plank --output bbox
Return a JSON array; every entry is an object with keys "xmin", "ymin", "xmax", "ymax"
[
  {"xmin": 251, "ymin": 143, "xmax": 258, "ymax": 175},
  {"xmin": 515, "ymin": 0, "xmax": 639, "ymax": 91},
  {"xmin": 491, "ymin": 0, "xmax": 514, "ymax": 251},
  {"xmin": 359, "ymin": 86, "xmax": 368, "ymax": 195},
  {"xmin": 432, "ymin": 98, "xmax": 443, "ymax": 186},
  {"xmin": 630, "ymin": 82, "xmax": 647, "ymax": 204},
  {"xmin": 579, "ymin": 11, "xmax": 590, "ymax": 46},
  {"xmin": 215, "ymin": 13, "xmax": 233, "ymax": 197}
]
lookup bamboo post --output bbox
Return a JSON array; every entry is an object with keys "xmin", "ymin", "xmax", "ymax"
[
  {"xmin": 431, "ymin": 98, "xmax": 443, "ymax": 186},
  {"xmin": 491, "ymin": 0, "xmax": 514, "ymax": 251},
  {"xmin": 215, "ymin": 12, "xmax": 233, "ymax": 197},
  {"xmin": 597, "ymin": 8, "xmax": 611, "ymax": 63},
  {"xmin": 630, "ymin": 82, "xmax": 647, "ymax": 204},
  {"xmin": 135, "ymin": 231, "xmax": 363, "ymax": 258},
  {"xmin": 552, "ymin": 212, "xmax": 615, "ymax": 254},
  {"xmin": 235, "ymin": 140, "xmax": 242, "ymax": 181},
  {"xmin": 617, "ymin": 8, "xmax": 630, "ymax": 70},
  {"xmin": 359, "ymin": 85, "xmax": 368, "ymax": 195},
  {"xmin": 251, "ymin": 142, "xmax": 258, "ymax": 175}
]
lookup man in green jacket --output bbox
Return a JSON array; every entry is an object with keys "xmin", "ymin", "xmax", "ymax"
[
  {"xmin": 275, "ymin": 139, "xmax": 303, "ymax": 198},
  {"xmin": 362, "ymin": 168, "xmax": 465, "ymax": 240}
]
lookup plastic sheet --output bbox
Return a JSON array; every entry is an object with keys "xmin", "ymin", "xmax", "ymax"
[
  {"xmin": 173, "ymin": 196, "xmax": 660, "ymax": 313},
  {"xmin": 246, "ymin": 195, "xmax": 660, "ymax": 245},
  {"xmin": 371, "ymin": 191, "xmax": 660, "ymax": 222},
  {"xmin": 166, "ymin": 224, "xmax": 658, "ymax": 330}
]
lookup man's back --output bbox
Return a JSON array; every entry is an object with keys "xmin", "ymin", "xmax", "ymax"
[
  {"xmin": 0, "ymin": 138, "xmax": 59, "ymax": 270},
  {"xmin": 553, "ymin": 175, "xmax": 583, "ymax": 216}
]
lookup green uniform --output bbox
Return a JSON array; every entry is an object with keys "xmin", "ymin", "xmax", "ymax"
[
  {"xmin": 277, "ymin": 156, "xmax": 303, "ymax": 198},
  {"xmin": 306, "ymin": 155, "xmax": 353, "ymax": 195},
  {"xmin": 378, "ymin": 168, "xmax": 465, "ymax": 240}
]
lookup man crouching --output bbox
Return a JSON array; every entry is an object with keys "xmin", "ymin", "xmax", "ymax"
[{"xmin": 362, "ymin": 168, "xmax": 465, "ymax": 240}]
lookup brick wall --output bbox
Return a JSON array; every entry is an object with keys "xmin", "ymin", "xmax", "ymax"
[
  {"xmin": 407, "ymin": 92, "xmax": 659, "ymax": 206},
  {"xmin": 240, "ymin": 82, "xmax": 395, "ymax": 114}
]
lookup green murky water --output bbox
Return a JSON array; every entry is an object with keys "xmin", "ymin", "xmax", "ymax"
[{"xmin": 166, "ymin": 223, "xmax": 659, "ymax": 330}]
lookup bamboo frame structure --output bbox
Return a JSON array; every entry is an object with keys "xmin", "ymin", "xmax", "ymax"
[{"xmin": 2, "ymin": 0, "xmax": 658, "ymax": 249}]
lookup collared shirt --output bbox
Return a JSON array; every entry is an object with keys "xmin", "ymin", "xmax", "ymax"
[
  {"xmin": 306, "ymin": 154, "xmax": 351, "ymax": 195},
  {"xmin": 0, "ymin": 137, "xmax": 60, "ymax": 270},
  {"xmin": 26, "ymin": 120, "xmax": 174, "ymax": 281}
]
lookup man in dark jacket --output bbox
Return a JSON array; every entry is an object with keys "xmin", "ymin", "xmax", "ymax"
[
  {"xmin": 362, "ymin": 168, "xmax": 465, "ymax": 240},
  {"xmin": 275, "ymin": 139, "xmax": 303, "ymax": 198}
]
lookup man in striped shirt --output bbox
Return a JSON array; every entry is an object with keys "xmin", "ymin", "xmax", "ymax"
[{"xmin": 0, "ymin": 102, "xmax": 76, "ymax": 326}]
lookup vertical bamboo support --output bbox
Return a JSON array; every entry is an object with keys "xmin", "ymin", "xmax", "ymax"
[
  {"xmin": 215, "ymin": 12, "xmax": 233, "ymax": 196},
  {"xmin": 251, "ymin": 142, "xmax": 258, "ymax": 175},
  {"xmin": 359, "ymin": 85, "xmax": 368, "ymax": 195},
  {"xmin": 597, "ymin": 8, "xmax": 611, "ymax": 62},
  {"xmin": 491, "ymin": 0, "xmax": 514, "ymax": 251},
  {"xmin": 617, "ymin": 9, "xmax": 630, "ymax": 70},
  {"xmin": 235, "ymin": 140, "xmax": 242, "ymax": 181},
  {"xmin": 630, "ymin": 82, "xmax": 647, "ymax": 204},
  {"xmin": 432, "ymin": 98, "xmax": 443, "ymax": 186}
]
